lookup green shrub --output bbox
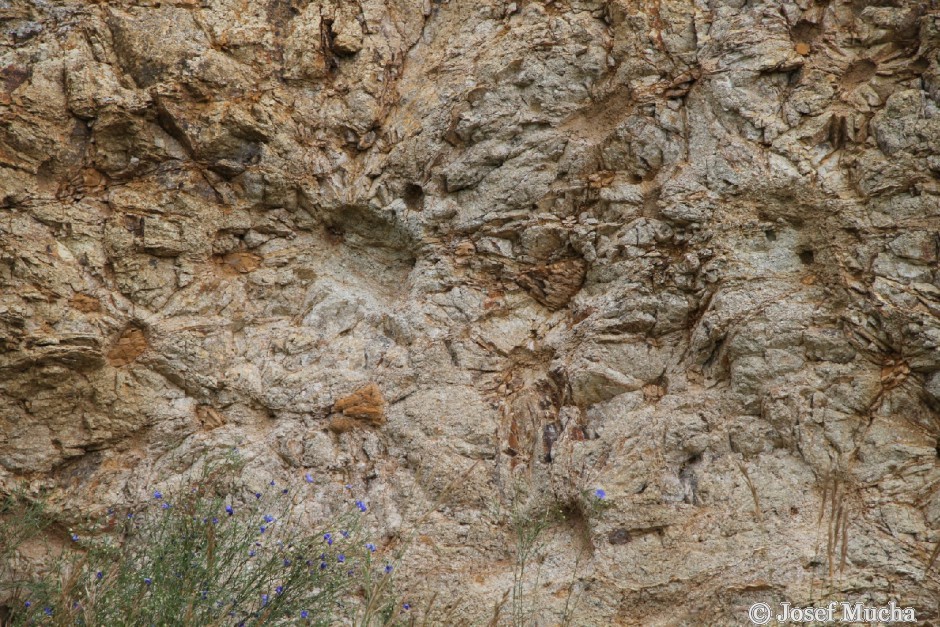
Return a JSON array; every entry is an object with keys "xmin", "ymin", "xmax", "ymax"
[{"xmin": 0, "ymin": 451, "xmax": 406, "ymax": 626}]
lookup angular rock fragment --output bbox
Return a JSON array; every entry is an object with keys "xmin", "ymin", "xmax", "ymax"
[
  {"xmin": 106, "ymin": 327, "xmax": 148, "ymax": 367},
  {"xmin": 516, "ymin": 258, "xmax": 587, "ymax": 310},
  {"xmin": 330, "ymin": 383, "xmax": 386, "ymax": 429}
]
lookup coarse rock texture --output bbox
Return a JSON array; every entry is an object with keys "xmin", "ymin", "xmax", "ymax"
[{"xmin": 2, "ymin": 0, "xmax": 940, "ymax": 623}]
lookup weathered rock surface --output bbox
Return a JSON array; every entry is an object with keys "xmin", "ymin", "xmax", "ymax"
[{"xmin": 2, "ymin": 0, "xmax": 940, "ymax": 622}]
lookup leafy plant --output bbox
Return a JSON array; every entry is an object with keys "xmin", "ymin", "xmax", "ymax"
[{"xmin": 0, "ymin": 450, "xmax": 408, "ymax": 626}]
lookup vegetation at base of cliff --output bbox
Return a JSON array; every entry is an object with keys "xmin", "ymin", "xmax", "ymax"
[{"xmin": 0, "ymin": 451, "xmax": 409, "ymax": 626}]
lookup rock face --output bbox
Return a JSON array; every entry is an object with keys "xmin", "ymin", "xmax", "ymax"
[{"xmin": 2, "ymin": 0, "xmax": 940, "ymax": 622}]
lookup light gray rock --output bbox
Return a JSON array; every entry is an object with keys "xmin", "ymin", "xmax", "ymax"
[{"xmin": 2, "ymin": 0, "xmax": 940, "ymax": 623}]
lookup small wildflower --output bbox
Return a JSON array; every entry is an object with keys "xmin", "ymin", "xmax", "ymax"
[
  {"xmin": 249, "ymin": 550, "xmax": 256, "ymax": 557},
  {"xmin": 71, "ymin": 533, "xmax": 79, "ymax": 542},
  {"xmin": 593, "ymin": 488, "xmax": 607, "ymax": 500},
  {"xmin": 366, "ymin": 542, "xmax": 376, "ymax": 552},
  {"xmin": 384, "ymin": 564, "xmax": 393, "ymax": 574},
  {"xmin": 337, "ymin": 554, "xmax": 345, "ymax": 563},
  {"xmin": 96, "ymin": 571, "xmax": 103, "ymax": 580},
  {"xmin": 127, "ymin": 512, "xmax": 134, "ymax": 519},
  {"xmin": 211, "ymin": 517, "xmax": 219, "ymax": 525},
  {"xmin": 161, "ymin": 502, "xmax": 170, "ymax": 510},
  {"xmin": 261, "ymin": 594, "xmax": 269, "ymax": 607},
  {"xmin": 345, "ymin": 484, "xmax": 352, "ymax": 490},
  {"xmin": 403, "ymin": 603, "xmax": 411, "ymax": 611},
  {"xmin": 255, "ymin": 492, "xmax": 262, "ymax": 499},
  {"xmin": 264, "ymin": 514, "xmax": 275, "ymax": 523},
  {"xmin": 324, "ymin": 533, "xmax": 333, "ymax": 545},
  {"xmin": 201, "ymin": 590, "xmax": 208, "ymax": 600},
  {"xmin": 355, "ymin": 500, "xmax": 367, "ymax": 512},
  {"xmin": 44, "ymin": 607, "xmax": 53, "ymax": 616},
  {"xmin": 283, "ymin": 559, "xmax": 291, "ymax": 566},
  {"xmin": 301, "ymin": 610, "xmax": 309, "ymax": 619},
  {"xmin": 304, "ymin": 473, "xmax": 314, "ymax": 483},
  {"xmin": 144, "ymin": 578, "xmax": 152, "ymax": 586},
  {"xmin": 259, "ymin": 525, "xmax": 266, "ymax": 534},
  {"xmin": 225, "ymin": 504, "xmax": 234, "ymax": 516},
  {"xmin": 153, "ymin": 491, "xmax": 163, "ymax": 499},
  {"xmin": 24, "ymin": 601, "xmax": 30, "ymax": 608},
  {"xmin": 269, "ymin": 480, "xmax": 275, "ymax": 487},
  {"xmin": 276, "ymin": 586, "xmax": 284, "ymax": 595},
  {"xmin": 319, "ymin": 562, "xmax": 327, "ymax": 570},
  {"xmin": 340, "ymin": 530, "xmax": 350, "ymax": 538}
]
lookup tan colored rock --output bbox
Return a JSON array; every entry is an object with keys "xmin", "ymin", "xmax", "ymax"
[
  {"xmin": 331, "ymin": 382, "xmax": 386, "ymax": 427},
  {"xmin": 106, "ymin": 327, "xmax": 148, "ymax": 367},
  {"xmin": 2, "ymin": 0, "xmax": 940, "ymax": 622}
]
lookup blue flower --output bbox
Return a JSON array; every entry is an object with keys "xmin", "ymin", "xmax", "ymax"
[
  {"xmin": 403, "ymin": 603, "xmax": 411, "ymax": 610},
  {"xmin": 127, "ymin": 512, "xmax": 134, "ymax": 519},
  {"xmin": 275, "ymin": 586, "xmax": 283, "ymax": 595},
  {"xmin": 249, "ymin": 550, "xmax": 256, "ymax": 557},
  {"xmin": 304, "ymin": 473, "xmax": 314, "ymax": 483},
  {"xmin": 225, "ymin": 505, "xmax": 234, "ymax": 516},
  {"xmin": 301, "ymin": 610, "xmax": 309, "ymax": 619},
  {"xmin": 593, "ymin": 488, "xmax": 606, "ymax": 500},
  {"xmin": 144, "ymin": 578, "xmax": 152, "ymax": 586},
  {"xmin": 324, "ymin": 533, "xmax": 333, "ymax": 545},
  {"xmin": 44, "ymin": 607, "xmax": 53, "ymax": 616},
  {"xmin": 259, "ymin": 525, "xmax": 266, "ymax": 534},
  {"xmin": 255, "ymin": 492, "xmax": 261, "ymax": 499},
  {"xmin": 161, "ymin": 502, "xmax": 170, "ymax": 510},
  {"xmin": 337, "ymin": 554, "xmax": 345, "ymax": 563},
  {"xmin": 355, "ymin": 500, "xmax": 367, "ymax": 512},
  {"xmin": 319, "ymin": 562, "xmax": 327, "ymax": 570},
  {"xmin": 263, "ymin": 514, "xmax": 275, "ymax": 523},
  {"xmin": 71, "ymin": 533, "xmax": 79, "ymax": 542},
  {"xmin": 153, "ymin": 491, "xmax": 162, "ymax": 500},
  {"xmin": 283, "ymin": 559, "xmax": 291, "ymax": 567},
  {"xmin": 24, "ymin": 601, "xmax": 30, "ymax": 608},
  {"xmin": 211, "ymin": 517, "xmax": 219, "ymax": 525},
  {"xmin": 269, "ymin": 480, "xmax": 275, "ymax": 487},
  {"xmin": 282, "ymin": 488, "xmax": 288, "ymax": 494},
  {"xmin": 384, "ymin": 564, "xmax": 393, "ymax": 574},
  {"xmin": 340, "ymin": 530, "xmax": 350, "ymax": 538},
  {"xmin": 261, "ymin": 594, "xmax": 269, "ymax": 607},
  {"xmin": 201, "ymin": 590, "xmax": 208, "ymax": 600},
  {"xmin": 96, "ymin": 571, "xmax": 103, "ymax": 580},
  {"xmin": 366, "ymin": 543, "xmax": 376, "ymax": 552}
]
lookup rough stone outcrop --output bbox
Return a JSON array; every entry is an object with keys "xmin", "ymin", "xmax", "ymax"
[{"xmin": 2, "ymin": 0, "xmax": 940, "ymax": 623}]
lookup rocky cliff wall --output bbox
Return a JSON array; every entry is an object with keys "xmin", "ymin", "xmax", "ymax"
[{"xmin": 2, "ymin": 0, "xmax": 940, "ymax": 623}]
